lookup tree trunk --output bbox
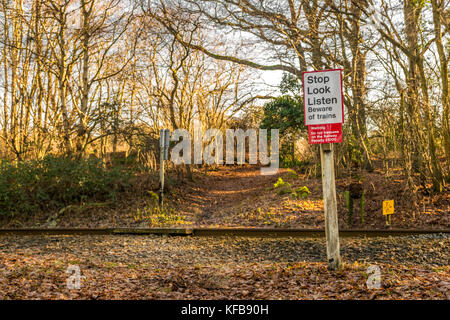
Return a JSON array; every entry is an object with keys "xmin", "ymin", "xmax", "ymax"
[{"xmin": 431, "ymin": 0, "xmax": 449, "ymax": 182}]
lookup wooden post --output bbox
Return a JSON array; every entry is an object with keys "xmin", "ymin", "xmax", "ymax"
[
  {"xmin": 159, "ymin": 130, "xmax": 165, "ymax": 206},
  {"xmin": 320, "ymin": 143, "xmax": 341, "ymax": 270}
]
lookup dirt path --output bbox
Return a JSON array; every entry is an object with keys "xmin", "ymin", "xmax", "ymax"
[
  {"xmin": 173, "ymin": 165, "xmax": 449, "ymax": 230},
  {"xmin": 177, "ymin": 166, "xmax": 285, "ymax": 226}
]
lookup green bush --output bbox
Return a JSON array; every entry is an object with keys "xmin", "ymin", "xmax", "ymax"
[
  {"xmin": 284, "ymin": 168, "xmax": 298, "ymax": 179},
  {"xmin": 273, "ymin": 177, "xmax": 289, "ymax": 189},
  {"xmin": 0, "ymin": 156, "xmax": 134, "ymax": 217},
  {"xmin": 273, "ymin": 178, "xmax": 292, "ymax": 195},
  {"xmin": 292, "ymin": 186, "xmax": 311, "ymax": 199}
]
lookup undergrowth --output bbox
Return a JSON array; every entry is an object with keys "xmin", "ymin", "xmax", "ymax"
[{"xmin": 0, "ymin": 156, "xmax": 134, "ymax": 217}]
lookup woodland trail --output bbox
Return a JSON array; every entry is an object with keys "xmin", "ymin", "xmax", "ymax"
[
  {"xmin": 173, "ymin": 164, "xmax": 448, "ymax": 230},
  {"xmin": 178, "ymin": 166, "xmax": 285, "ymax": 226}
]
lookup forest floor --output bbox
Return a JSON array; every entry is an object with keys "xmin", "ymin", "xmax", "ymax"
[
  {"xmin": 1, "ymin": 164, "xmax": 448, "ymax": 230},
  {"xmin": 0, "ymin": 233, "xmax": 448, "ymax": 299},
  {"xmin": 0, "ymin": 164, "xmax": 448, "ymax": 300}
]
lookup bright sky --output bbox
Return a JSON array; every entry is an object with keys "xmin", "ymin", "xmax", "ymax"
[{"xmin": 260, "ymin": 70, "xmax": 284, "ymax": 89}]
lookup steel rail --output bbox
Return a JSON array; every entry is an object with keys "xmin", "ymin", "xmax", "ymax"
[{"xmin": 0, "ymin": 228, "xmax": 448, "ymax": 238}]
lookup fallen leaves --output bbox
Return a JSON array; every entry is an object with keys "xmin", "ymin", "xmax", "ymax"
[{"xmin": 0, "ymin": 234, "xmax": 448, "ymax": 300}]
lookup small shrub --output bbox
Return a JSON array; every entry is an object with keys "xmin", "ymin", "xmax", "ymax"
[
  {"xmin": 146, "ymin": 191, "xmax": 160, "ymax": 203},
  {"xmin": 274, "ymin": 178, "xmax": 289, "ymax": 189},
  {"xmin": 284, "ymin": 168, "xmax": 298, "ymax": 179},
  {"xmin": 273, "ymin": 178, "xmax": 292, "ymax": 196},
  {"xmin": 292, "ymin": 186, "xmax": 311, "ymax": 199}
]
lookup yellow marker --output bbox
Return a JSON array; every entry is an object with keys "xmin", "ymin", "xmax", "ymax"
[
  {"xmin": 383, "ymin": 200, "xmax": 394, "ymax": 226},
  {"xmin": 383, "ymin": 200, "xmax": 394, "ymax": 215}
]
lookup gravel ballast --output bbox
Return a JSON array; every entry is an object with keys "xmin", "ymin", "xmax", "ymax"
[{"xmin": 0, "ymin": 233, "xmax": 448, "ymax": 267}]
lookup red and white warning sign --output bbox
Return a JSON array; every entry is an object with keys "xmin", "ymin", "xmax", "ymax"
[
  {"xmin": 303, "ymin": 69, "xmax": 344, "ymax": 144},
  {"xmin": 308, "ymin": 123, "xmax": 342, "ymax": 144}
]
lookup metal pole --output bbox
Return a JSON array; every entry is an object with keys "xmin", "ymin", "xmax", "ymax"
[{"xmin": 320, "ymin": 143, "xmax": 341, "ymax": 270}]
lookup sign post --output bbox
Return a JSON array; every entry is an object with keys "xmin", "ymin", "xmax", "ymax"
[
  {"xmin": 320, "ymin": 143, "xmax": 340, "ymax": 270},
  {"xmin": 383, "ymin": 200, "xmax": 394, "ymax": 226},
  {"xmin": 159, "ymin": 129, "xmax": 170, "ymax": 206},
  {"xmin": 303, "ymin": 69, "xmax": 344, "ymax": 270}
]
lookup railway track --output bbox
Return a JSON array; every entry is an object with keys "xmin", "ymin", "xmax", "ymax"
[{"xmin": 0, "ymin": 228, "xmax": 448, "ymax": 238}]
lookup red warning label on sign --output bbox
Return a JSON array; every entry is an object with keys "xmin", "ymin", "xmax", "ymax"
[{"xmin": 308, "ymin": 123, "xmax": 342, "ymax": 144}]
